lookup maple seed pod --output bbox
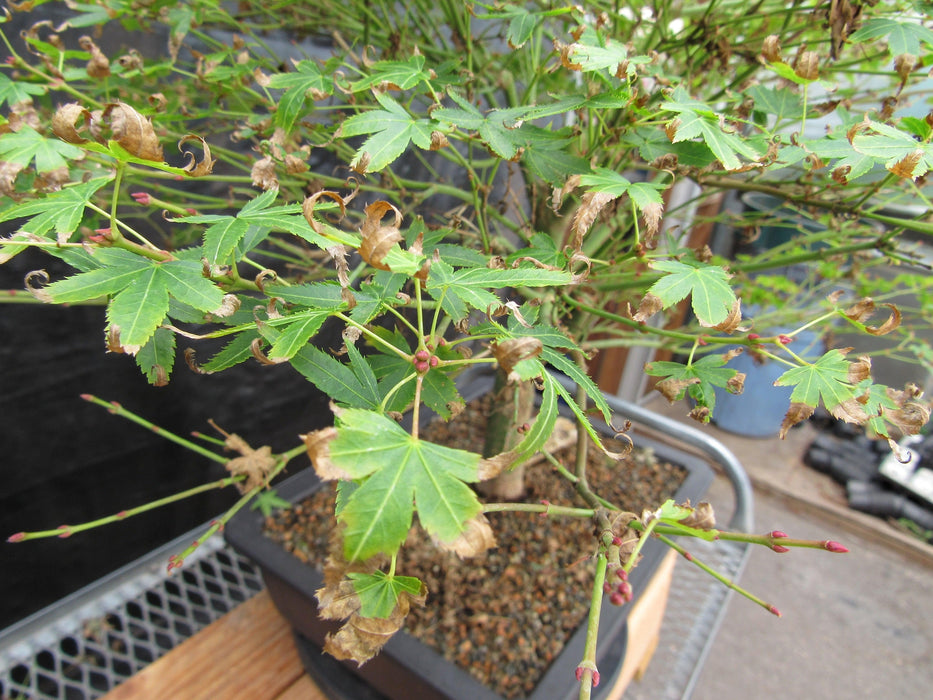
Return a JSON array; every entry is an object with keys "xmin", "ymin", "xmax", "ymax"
[
  {"xmin": 823, "ymin": 540, "xmax": 849, "ymax": 553},
  {"xmin": 771, "ymin": 544, "xmax": 791, "ymax": 553}
]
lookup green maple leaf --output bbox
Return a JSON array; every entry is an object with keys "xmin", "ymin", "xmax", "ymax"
[
  {"xmin": 0, "ymin": 74, "xmax": 46, "ymax": 108},
  {"xmin": 0, "ymin": 127, "xmax": 84, "ymax": 172},
  {"xmin": 579, "ymin": 167, "xmax": 665, "ymax": 215},
  {"xmin": 265, "ymin": 309, "xmax": 333, "ymax": 361},
  {"xmin": 290, "ymin": 345, "xmax": 383, "ymax": 410},
  {"xmin": 348, "ymin": 571, "xmax": 425, "ymax": 619},
  {"xmin": 773, "ymin": 349, "xmax": 855, "ymax": 410},
  {"xmin": 427, "ymin": 260, "xmax": 573, "ymax": 321},
  {"xmin": 746, "ymin": 85, "xmax": 803, "ymax": 123},
  {"xmin": 849, "ymin": 17, "xmax": 933, "ymax": 55},
  {"xmin": 250, "ymin": 489, "xmax": 292, "ymax": 517},
  {"xmin": 181, "ymin": 188, "xmax": 331, "ymax": 266},
  {"xmin": 662, "ymin": 87, "xmax": 762, "ymax": 171},
  {"xmin": 340, "ymin": 92, "xmax": 435, "ymax": 172},
  {"xmin": 46, "ymin": 249, "xmax": 224, "ymax": 349},
  {"xmin": 648, "ymin": 259, "xmax": 736, "ymax": 326},
  {"xmin": 135, "ymin": 327, "xmax": 176, "ymax": 385},
  {"xmin": 350, "ymin": 55, "xmax": 433, "ymax": 92},
  {"xmin": 329, "ymin": 409, "xmax": 482, "ymax": 561},
  {"xmin": 432, "ymin": 89, "xmax": 530, "ymax": 160},
  {"xmin": 850, "ymin": 120, "xmax": 933, "ymax": 179},
  {"xmin": 561, "ymin": 35, "xmax": 642, "ymax": 77},
  {"xmin": 807, "ymin": 132, "xmax": 877, "ymax": 181},
  {"xmin": 269, "ymin": 59, "xmax": 335, "ymax": 133},
  {"xmin": 645, "ymin": 355, "xmax": 740, "ymax": 413},
  {"xmin": 0, "ymin": 177, "xmax": 112, "ymax": 260},
  {"xmin": 517, "ymin": 125, "xmax": 589, "ymax": 185}
]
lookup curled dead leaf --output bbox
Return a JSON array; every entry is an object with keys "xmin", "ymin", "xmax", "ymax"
[
  {"xmin": 284, "ymin": 153, "xmax": 309, "ymax": 174},
  {"xmin": 680, "ymin": 501, "xmax": 716, "ymax": 530},
  {"xmin": 761, "ymin": 35, "xmax": 782, "ymax": 63},
  {"xmin": 251, "ymin": 155, "xmax": 278, "ymax": 190},
  {"xmin": 430, "ymin": 130, "xmax": 448, "ymax": 150},
  {"xmin": 633, "ymin": 293, "xmax": 663, "ymax": 323},
  {"xmin": 844, "ymin": 298, "xmax": 901, "ymax": 336},
  {"xmin": 654, "ymin": 375, "xmax": 700, "ymax": 403},
  {"xmin": 178, "ymin": 134, "xmax": 216, "ymax": 177},
  {"xmin": 435, "ymin": 514, "xmax": 496, "ymax": 558},
  {"xmin": 491, "ymin": 336, "xmax": 543, "ymax": 378},
  {"xmin": 183, "ymin": 348, "xmax": 214, "ymax": 375},
  {"xmin": 843, "ymin": 297, "xmax": 875, "ymax": 322},
  {"xmin": 570, "ymin": 190, "xmax": 615, "ymax": 251},
  {"xmin": 319, "ymin": 577, "xmax": 426, "ymax": 666},
  {"xmin": 78, "ymin": 35, "xmax": 110, "ymax": 78},
  {"xmin": 551, "ymin": 174, "xmax": 580, "ymax": 213},
  {"xmin": 250, "ymin": 337, "xmax": 284, "ymax": 365},
  {"xmin": 24, "ymin": 269, "xmax": 51, "ymax": 302},
  {"xmin": 726, "ymin": 372, "xmax": 746, "ymax": 395},
  {"xmin": 848, "ymin": 355, "xmax": 872, "ymax": 383},
  {"xmin": 794, "ymin": 51, "xmax": 820, "ymax": 81},
  {"xmin": 302, "ymin": 190, "xmax": 348, "ymax": 235},
  {"xmin": 103, "ymin": 102, "xmax": 163, "ymax": 162},
  {"xmin": 209, "ymin": 420, "xmax": 276, "ymax": 492},
  {"xmin": 640, "ymin": 201, "xmax": 664, "ymax": 249},
  {"xmin": 212, "ymin": 294, "xmax": 241, "ymax": 318},
  {"xmin": 779, "ymin": 402, "xmax": 815, "ymax": 438},
  {"xmin": 360, "ymin": 201, "xmax": 403, "ymax": 271},
  {"xmin": 701, "ymin": 299, "xmax": 745, "ymax": 333},
  {"xmin": 52, "ymin": 103, "xmax": 93, "ymax": 144},
  {"xmin": 830, "ymin": 397, "xmax": 870, "ymax": 426},
  {"xmin": 688, "ymin": 405, "xmax": 711, "ymax": 423}
]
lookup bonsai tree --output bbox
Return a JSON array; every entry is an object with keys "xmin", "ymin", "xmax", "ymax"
[{"xmin": 2, "ymin": 0, "xmax": 932, "ymax": 696}]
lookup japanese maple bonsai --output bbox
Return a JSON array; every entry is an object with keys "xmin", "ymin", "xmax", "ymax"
[{"xmin": 2, "ymin": 1, "xmax": 932, "ymax": 698}]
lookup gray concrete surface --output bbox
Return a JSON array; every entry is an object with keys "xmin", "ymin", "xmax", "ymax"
[{"xmin": 626, "ymin": 400, "xmax": 933, "ymax": 699}]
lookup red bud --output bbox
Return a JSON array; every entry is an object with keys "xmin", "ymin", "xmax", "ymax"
[
  {"xmin": 575, "ymin": 667, "xmax": 584, "ymax": 682},
  {"xmin": 767, "ymin": 605, "xmax": 782, "ymax": 617},
  {"xmin": 415, "ymin": 349, "xmax": 430, "ymax": 361},
  {"xmin": 778, "ymin": 334, "xmax": 793, "ymax": 345},
  {"xmin": 823, "ymin": 540, "xmax": 848, "ymax": 553},
  {"xmin": 7, "ymin": 532, "xmax": 26, "ymax": 543},
  {"xmin": 768, "ymin": 530, "xmax": 789, "ymax": 538},
  {"xmin": 592, "ymin": 671, "xmax": 600, "ymax": 687},
  {"xmin": 56, "ymin": 525, "xmax": 72, "ymax": 538},
  {"xmin": 130, "ymin": 192, "xmax": 151, "ymax": 205},
  {"xmin": 414, "ymin": 360, "xmax": 429, "ymax": 373},
  {"xmin": 770, "ymin": 544, "xmax": 790, "ymax": 553},
  {"xmin": 748, "ymin": 333, "xmax": 761, "ymax": 340},
  {"xmin": 429, "ymin": 355, "xmax": 439, "ymax": 368}
]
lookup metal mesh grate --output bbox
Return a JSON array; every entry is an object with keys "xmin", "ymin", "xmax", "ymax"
[
  {"xmin": 624, "ymin": 538, "xmax": 750, "ymax": 700},
  {"xmin": 0, "ymin": 530, "xmax": 264, "ymax": 700}
]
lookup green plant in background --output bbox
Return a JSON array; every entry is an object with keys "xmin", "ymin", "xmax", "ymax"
[{"xmin": 2, "ymin": 0, "xmax": 933, "ymax": 696}]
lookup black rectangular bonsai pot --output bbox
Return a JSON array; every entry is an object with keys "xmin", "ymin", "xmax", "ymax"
[{"xmin": 225, "ymin": 390, "xmax": 713, "ymax": 700}]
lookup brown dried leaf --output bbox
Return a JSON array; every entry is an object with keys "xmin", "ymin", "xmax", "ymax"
[
  {"xmin": 434, "ymin": 514, "xmax": 496, "ymax": 558},
  {"xmin": 24, "ymin": 269, "xmax": 51, "ymax": 302},
  {"xmin": 491, "ymin": 336, "xmax": 543, "ymax": 377},
  {"xmin": 830, "ymin": 397, "xmax": 870, "ymax": 425},
  {"xmin": 794, "ymin": 51, "xmax": 820, "ymax": 81},
  {"xmin": 251, "ymin": 155, "xmax": 278, "ymax": 190},
  {"xmin": 680, "ymin": 501, "xmax": 716, "ymax": 530},
  {"xmin": 779, "ymin": 402, "xmax": 815, "ymax": 438},
  {"xmin": 654, "ymin": 375, "xmax": 700, "ymax": 402},
  {"xmin": 848, "ymin": 355, "xmax": 872, "ymax": 383},
  {"xmin": 688, "ymin": 405, "xmax": 710, "ymax": 424},
  {"xmin": 727, "ymin": 372, "xmax": 746, "ymax": 395},
  {"xmin": 284, "ymin": 153, "xmax": 309, "ymax": 174},
  {"xmin": 304, "ymin": 426, "xmax": 354, "ymax": 480},
  {"xmin": 317, "ymin": 574, "xmax": 426, "ymax": 666},
  {"xmin": 78, "ymin": 35, "xmax": 110, "ymax": 78},
  {"xmin": 889, "ymin": 150, "xmax": 923, "ymax": 179},
  {"xmin": 102, "ymin": 102, "xmax": 163, "ymax": 161},
  {"xmin": 213, "ymin": 424, "xmax": 276, "ymax": 492},
  {"xmin": 477, "ymin": 452, "xmax": 514, "ymax": 481},
  {"xmin": 0, "ymin": 161, "xmax": 25, "ymax": 197},
  {"xmin": 570, "ymin": 190, "xmax": 615, "ymax": 251},
  {"xmin": 302, "ymin": 190, "xmax": 348, "ymax": 235},
  {"xmin": 633, "ymin": 293, "xmax": 663, "ymax": 323},
  {"xmin": 761, "ymin": 35, "xmax": 782, "ymax": 63},
  {"xmin": 430, "ymin": 130, "xmax": 448, "ymax": 150},
  {"xmin": 52, "ymin": 103, "xmax": 92, "ymax": 144},
  {"xmin": 640, "ymin": 201, "xmax": 664, "ymax": 249},
  {"xmin": 360, "ymin": 201, "xmax": 403, "ymax": 271},
  {"xmin": 551, "ymin": 174, "xmax": 580, "ymax": 213},
  {"xmin": 843, "ymin": 297, "xmax": 875, "ymax": 322},
  {"xmin": 178, "ymin": 134, "xmax": 216, "ymax": 177},
  {"xmin": 832, "ymin": 165, "xmax": 851, "ymax": 185},
  {"xmin": 701, "ymin": 299, "xmax": 745, "ymax": 333}
]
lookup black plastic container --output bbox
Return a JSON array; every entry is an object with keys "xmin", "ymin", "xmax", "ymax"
[{"xmin": 225, "ymin": 395, "xmax": 713, "ymax": 700}]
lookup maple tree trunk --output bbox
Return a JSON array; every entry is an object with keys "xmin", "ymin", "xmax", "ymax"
[{"xmin": 478, "ymin": 369, "xmax": 535, "ymax": 500}]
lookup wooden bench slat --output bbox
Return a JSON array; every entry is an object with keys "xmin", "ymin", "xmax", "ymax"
[{"xmin": 103, "ymin": 591, "xmax": 309, "ymax": 700}]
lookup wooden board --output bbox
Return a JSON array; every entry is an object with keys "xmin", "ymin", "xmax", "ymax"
[{"xmin": 102, "ymin": 591, "xmax": 324, "ymax": 700}]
